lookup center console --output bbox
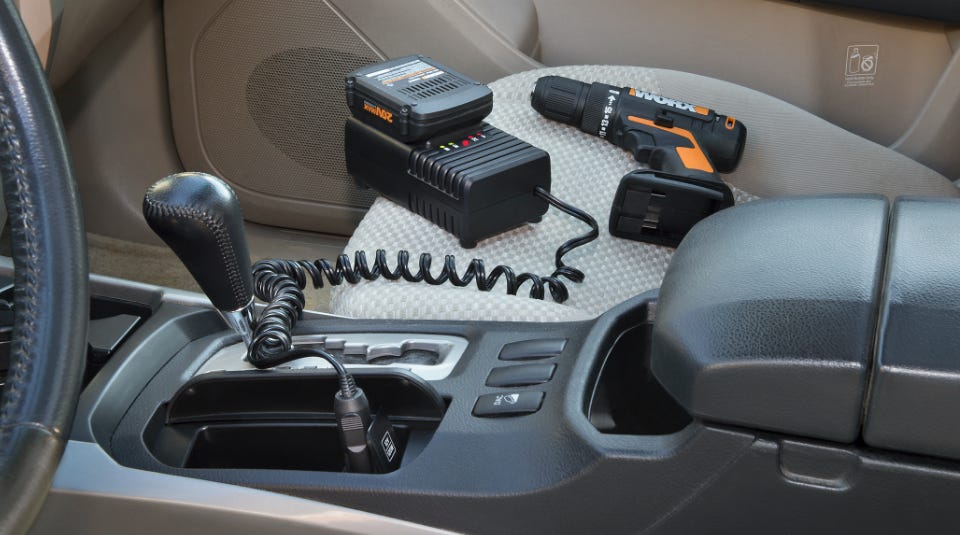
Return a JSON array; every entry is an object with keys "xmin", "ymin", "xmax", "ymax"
[{"xmin": 43, "ymin": 192, "xmax": 960, "ymax": 534}]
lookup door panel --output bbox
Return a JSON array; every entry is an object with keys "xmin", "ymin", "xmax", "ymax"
[{"xmin": 165, "ymin": 0, "xmax": 383, "ymax": 236}]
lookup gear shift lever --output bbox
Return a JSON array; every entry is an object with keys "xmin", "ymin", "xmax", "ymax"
[
  {"xmin": 143, "ymin": 172, "xmax": 406, "ymax": 474},
  {"xmin": 142, "ymin": 172, "xmax": 256, "ymax": 344}
]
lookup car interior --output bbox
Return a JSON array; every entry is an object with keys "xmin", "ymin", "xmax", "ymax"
[{"xmin": 2, "ymin": 0, "xmax": 960, "ymax": 533}]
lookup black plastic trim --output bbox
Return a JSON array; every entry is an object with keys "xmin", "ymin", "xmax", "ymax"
[
  {"xmin": 864, "ymin": 198, "xmax": 960, "ymax": 460},
  {"xmin": 792, "ymin": 0, "xmax": 960, "ymax": 23}
]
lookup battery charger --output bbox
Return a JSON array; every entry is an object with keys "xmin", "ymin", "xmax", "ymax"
[
  {"xmin": 345, "ymin": 55, "xmax": 551, "ymax": 248},
  {"xmin": 345, "ymin": 120, "xmax": 550, "ymax": 248}
]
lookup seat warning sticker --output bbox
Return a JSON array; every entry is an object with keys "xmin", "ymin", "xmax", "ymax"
[
  {"xmin": 844, "ymin": 44, "xmax": 878, "ymax": 88},
  {"xmin": 365, "ymin": 59, "xmax": 444, "ymax": 87}
]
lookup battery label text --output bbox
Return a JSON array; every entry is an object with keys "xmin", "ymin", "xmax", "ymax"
[{"xmin": 363, "ymin": 100, "xmax": 394, "ymax": 123}]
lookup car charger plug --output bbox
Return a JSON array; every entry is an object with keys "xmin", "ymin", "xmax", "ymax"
[
  {"xmin": 333, "ymin": 381, "xmax": 374, "ymax": 473},
  {"xmin": 333, "ymin": 387, "xmax": 405, "ymax": 474}
]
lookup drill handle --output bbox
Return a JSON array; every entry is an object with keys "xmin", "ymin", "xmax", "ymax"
[
  {"xmin": 621, "ymin": 118, "xmax": 721, "ymax": 183},
  {"xmin": 633, "ymin": 145, "xmax": 717, "ymax": 183}
]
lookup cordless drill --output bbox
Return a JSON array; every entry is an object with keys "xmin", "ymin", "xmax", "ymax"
[
  {"xmin": 531, "ymin": 76, "xmax": 748, "ymax": 246},
  {"xmin": 531, "ymin": 76, "xmax": 746, "ymax": 176}
]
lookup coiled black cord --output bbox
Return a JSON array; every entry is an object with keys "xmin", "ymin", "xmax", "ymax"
[{"xmin": 247, "ymin": 187, "xmax": 597, "ymax": 366}]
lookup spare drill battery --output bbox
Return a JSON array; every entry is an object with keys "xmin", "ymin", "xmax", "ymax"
[
  {"xmin": 345, "ymin": 55, "xmax": 493, "ymax": 142},
  {"xmin": 345, "ymin": 118, "xmax": 550, "ymax": 249}
]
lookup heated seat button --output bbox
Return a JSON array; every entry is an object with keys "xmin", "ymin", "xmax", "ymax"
[
  {"xmin": 498, "ymin": 338, "xmax": 566, "ymax": 361},
  {"xmin": 473, "ymin": 391, "xmax": 545, "ymax": 417},
  {"xmin": 485, "ymin": 363, "xmax": 556, "ymax": 387}
]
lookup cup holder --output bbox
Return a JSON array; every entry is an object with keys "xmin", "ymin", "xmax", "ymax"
[
  {"xmin": 587, "ymin": 323, "xmax": 691, "ymax": 435},
  {"xmin": 145, "ymin": 368, "xmax": 444, "ymax": 473},
  {"xmin": 185, "ymin": 423, "xmax": 355, "ymax": 471}
]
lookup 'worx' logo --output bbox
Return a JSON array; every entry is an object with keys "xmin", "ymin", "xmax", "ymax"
[{"xmin": 634, "ymin": 90, "xmax": 700, "ymax": 114}]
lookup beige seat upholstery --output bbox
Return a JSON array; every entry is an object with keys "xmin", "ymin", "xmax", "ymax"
[{"xmin": 331, "ymin": 65, "xmax": 959, "ymax": 322}]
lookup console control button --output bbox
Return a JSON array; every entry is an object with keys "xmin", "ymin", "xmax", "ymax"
[
  {"xmin": 472, "ymin": 391, "xmax": 544, "ymax": 417},
  {"xmin": 485, "ymin": 363, "xmax": 556, "ymax": 387},
  {"xmin": 498, "ymin": 338, "xmax": 566, "ymax": 361}
]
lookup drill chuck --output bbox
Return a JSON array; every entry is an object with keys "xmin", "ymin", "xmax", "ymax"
[
  {"xmin": 530, "ymin": 75, "xmax": 590, "ymax": 126},
  {"xmin": 531, "ymin": 76, "xmax": 616, "ymax": 137}
]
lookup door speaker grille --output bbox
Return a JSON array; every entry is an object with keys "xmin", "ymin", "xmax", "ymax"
[{"xmin": 193, "ymin": 0, "xmax": 381, "ymax": 211}]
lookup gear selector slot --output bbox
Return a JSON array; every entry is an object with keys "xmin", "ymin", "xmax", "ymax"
[{"xmin": 196, "ymin": 333, "xmax": 468, "ymax": 381}]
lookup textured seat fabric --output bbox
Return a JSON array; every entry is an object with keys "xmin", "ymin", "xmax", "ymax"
[{"xmin": 331, "ymin": 65, "xmax": 958, "ymax": 322}]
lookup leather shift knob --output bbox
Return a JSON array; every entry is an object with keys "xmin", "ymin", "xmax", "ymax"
[{"xmin": 143, "ymin": 172, "xmax": 253, "ymax": 312}]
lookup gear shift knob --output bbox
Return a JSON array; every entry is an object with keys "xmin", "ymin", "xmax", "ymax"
[{"xmin": 143, "ymin": 172, "xmax": 255, "ymax": 343}]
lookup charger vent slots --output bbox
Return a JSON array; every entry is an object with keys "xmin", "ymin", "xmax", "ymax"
[{"xmin": 411, "ymin": 195, "xmax": 460, "ymax": 236}]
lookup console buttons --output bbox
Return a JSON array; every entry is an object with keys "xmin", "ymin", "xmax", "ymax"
[
  {"xmin": 473, "ymin": 391, "xmax": 545, "ymax": 417},
  {"xmin": 498, "ymin": 338, "xmax": 566, "ymax": 361},
  {"xmin": 485, "ymin": 363, "xmax": 556, "ymax": 387}
]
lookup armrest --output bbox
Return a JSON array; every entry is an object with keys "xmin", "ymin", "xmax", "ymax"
[{"xmin": 650, "ymin": 196, "xmax": 889, "ymax": 442}]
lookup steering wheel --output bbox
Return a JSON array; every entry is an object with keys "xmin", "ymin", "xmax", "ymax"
[{"xmin": 0, "ymin": 1, "xmax": 89, "ymax": 533}]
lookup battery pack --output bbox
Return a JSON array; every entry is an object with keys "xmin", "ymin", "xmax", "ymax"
[
  {"xmin": 609, "ymin": 169, "xmax": 734, "ymax": 247},
  {"xmin": 346, "ymin": 56, "xmax": 493, "ymax": 142},
  {"xmin": 345, "ymin": 118, "xmax": 551, "ymax": 248}
]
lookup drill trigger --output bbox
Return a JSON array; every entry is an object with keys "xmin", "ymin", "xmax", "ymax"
[{"xmin": 631, "ymin": 144, "xmax": 659, "ymax": 167}]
